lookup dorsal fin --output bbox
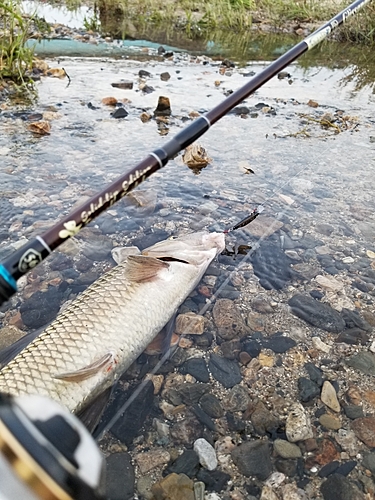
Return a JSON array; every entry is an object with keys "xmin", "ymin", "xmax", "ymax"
[{"xmin": 126, "ymin": 255, "xmax": 169, "ymax": 283}]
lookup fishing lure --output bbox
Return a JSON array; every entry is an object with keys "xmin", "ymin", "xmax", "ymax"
[{"xmin": 224, "ymin": 205, "xmax": 264, "ymax": 233}]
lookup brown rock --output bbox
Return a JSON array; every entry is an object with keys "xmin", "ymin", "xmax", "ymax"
[
  {"xmin": 176, "ymin": 313, "xmax": 205, "ymax": 335},
  {"xmin": 314, "ymin": 438, "xmax": 340, "ymax": 465},
  {"xmin": 245, "ymin": 400, "xmax": 278, "ymax": 436},
  {"xmin": 111, "ymin": 81, "xmax": 133, "ymax": 89},
  {"xmin": 101, "ymin": 96, "xmax": 117, "ymax": 106},
  {"xmin": 307, "ymin": 99, "xmax": 319, "ymax": 108},
  {"xmin": 239, "ymin": 351, "xmax": 252, "ymax": 365},
  {"xmin": 213, "ymin": 299, "xmax": 249, "ymax": 340},
  {"xmin": 351, "ymin": 417, "xmax": 375, "ymax": 447},
  {"xmin": 0, "ymin": 324, "xmax": 25, "ymax": 349},
  {"xmin": 134, "ymin": 448, "xmax": 170, "ymax": 474},
  {"xmin": 154, "ymin": 96, "xmax": 171, "ymax": 116},
  {"xmin": 151, "ymin": 473, "xmax": 194, "ymax": 500},
  {"xmin": 362, "ymin": 389, "xmax": 375, "ymax": 407},
  {"xmin": 170, "ymin": 415, "xmax": 203, "ymax": 445},
  {"xmin": 140, "ymin": 112, "xmax": 152, "ymax": 122},
  {"xmin": 319, "ymin": 414, "xmax": 341, "ymax": 430},
  {"xmin": 28, "ymin": 121, "xmax": 51, "ymax": 135},
  {"xmin": 347, "ymin": 385, "xmax": 362, "ymax": 405},
  {"xmin": 46, "ymin": 68, "xmax": 66, "ymax": 78},
  {"xmin": 160, "ymin": 72, "xmax": 171, "ymax": 81}
]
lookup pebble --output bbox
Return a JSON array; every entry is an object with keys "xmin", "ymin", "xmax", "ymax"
[
  {"xmin": 105, "ymin": 453, "xmax": 135, "ymax": 500},
  {"xmin": 231, "ymin": 441, "xmax": 273, "ymax": 480},
  {"xmin": 248, "ymin": 400, "xmax": 279, "ymax": 436},
  {"xmin": 223, "ymin": 384, "xmax": 250, "ymax": 412},
  {"xmin": 298, "ymin": 377, "xmax": 320, "ymax": 402},
  {"xmin": 259, "ymin": 486, "xmax": 279, "ymax": 500},
  {"xmin": 262, "ymin": 332, "xmax": 297, "ymax": 353},
  {"xmin": 288, "ymin": 294, "xmax": 345, "ymax": 333},
  {"xmin": 315, "ymin": 275, "xmax": 344, "ymax": 293},
  {"xmin": 351, "ymin": 417, "xmax": 375, "ymax": 447},
  {"xmin": 176, "ymin": 312, "xmax": 205, "ymax": 335},
  {"xmin": 346, "ymin": 352, "xmax": 375, "ymax": 375},
  {"xmin": 151, "ymin": 473, "xmax": 194, "ymax": 500},
  {"xmin": 136, "ymin": 476, "xmax": 153, "ymax": 500},
  {"xmin": 194, "ymin": 481, "xmax": 205, "ymax": 500},
  {"xmin": 336, "ymin": 328, "xmax": 369, "ymax": 345},
  {"xmin": 318, "ymin": 461, "xmax": 340, "ymax": 478},
  {"xmin": 199, "ymin": 393, "xmax": 224, "ymax": 418},
  {"xmin": 212, "ymin": 299, "xmax": 249, "ymax": 340},
  {"xmin": 320, "ymin": 473, "xmax": 365, "ymax": 500},
  {"xmin": 304, "ymin": 362, "xmax": 324, "ymax": 386},
  {"xmin": 321, "ymin": 381, "xmax": 340, "ymax": 413},
  {"xmin": 180, "ymin": 358, "xmax": 210, "ymax": 383},
  {"xmin": 166, "ymin": 449, "xmax": 199, "ymax": 477},
  {"xmin": 193, "ymin": 438, "xmax": 218, "ymax": 471},
  {"xmin": 196, "ymin": 469, "xmax": 230, "ymax": 492},
  {"xmin": 274, "ymin": 439, "xmax": 302, "ymax": 459},
  {"xmin": 135, "ymin": 448, "xmax": 170, "ymax": 474},
  {"xmin": 343, "ymin": 405, "xmax": 364, "ymax": 420},
  {"xmin": 208, "ymin": 353, "xmax": 242, "ymax": 388},
  {"xmin": 285, "ymin": 403, "xmax": 313, "ymax": 442},
  {"xmin": 319, "ymin": 414, "xmax": 341, "ymax": 430},
  {"xmin": 282, "ymin": 483, "xmax": 308, "ymax": 500},
  {"xmin": 170, "ymin": 416, "xmax": 203, "ymax": 445},
  {"xmin": 250, "ymin": 241, "xmax": 293, "ymax": 290},
  {"xmin": 362, "ymin": 452, "xmax": 375, "ymax": 475},
  {"xmin": 81, "ymin": 238, "xmax": 113, "ymax": 261},
  {"xmin": 312, "ymin": 336, "xmax": 331, "ymax": 353}
]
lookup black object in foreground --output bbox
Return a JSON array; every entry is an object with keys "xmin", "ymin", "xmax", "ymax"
[{"xmin": 0, "ymin": 0, "xmax": 372, "ymax": 305}]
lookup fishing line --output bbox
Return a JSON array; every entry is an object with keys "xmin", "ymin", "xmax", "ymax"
[{"xmin": 0, "ymin": 0, "xmax": 371, "ymax": 306}]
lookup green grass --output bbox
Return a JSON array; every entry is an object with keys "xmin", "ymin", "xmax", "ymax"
[{"xmin": 0, "ymin": 0, "xmax": 35, "ymax": 85}]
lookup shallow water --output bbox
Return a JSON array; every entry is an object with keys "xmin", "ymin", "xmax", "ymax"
[{"xmin": 1, "ymin": 18, "xmax": 375, "ymax": 499}]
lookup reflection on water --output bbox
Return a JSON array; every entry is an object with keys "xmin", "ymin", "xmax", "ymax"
[{"xmin": 22, "ymin": 1, "xmax": 375, "ymax": 93}]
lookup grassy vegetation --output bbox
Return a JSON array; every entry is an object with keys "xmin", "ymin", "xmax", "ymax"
[
  {"xmin": 94, "ymin": 0, "xmax": 375, "ymax": 44},
  {"xmin": 0, "ymin": 0, "xmax": 35, "ymax": 85}
]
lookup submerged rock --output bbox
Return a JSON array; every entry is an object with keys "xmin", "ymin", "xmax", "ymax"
[
  {"xmin": 288, "ymin": 294, "xmax": 345, "ymax": 333},
  {"xmin": 231, "ymin": 441, "xmax": 273, "ymax": 480}
]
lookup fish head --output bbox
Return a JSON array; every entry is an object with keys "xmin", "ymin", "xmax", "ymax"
[{"xmin": 142, "ymin": 231, "xmax": 225, "ymax": 267}]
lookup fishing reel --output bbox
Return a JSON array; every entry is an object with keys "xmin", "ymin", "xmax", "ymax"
[{"xmin": 0, "ymin": 393, "xmax": 105, "ymax": 500}]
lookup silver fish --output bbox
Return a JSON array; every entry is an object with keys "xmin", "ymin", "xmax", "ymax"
[{"xmin": 0, "ymin": 231, "xmax": 225, "ymax": 414}]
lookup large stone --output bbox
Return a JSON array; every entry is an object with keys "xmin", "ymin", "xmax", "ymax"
[
  {"xmin": 273, "ymin": 439, "xmax": 302, "ymax": 459},
  {"xmin": 346, "ymin": 352, "xmax": 375, "ymax": 375},
  {"xmin": 151, "ymin": 473, "xmax": 194, "ymax": 500},
  {"xmin": 288, "ymin": 294, "xmax": 345, "ymax": 333},
  {"xmin": 250, "ymin": 242, "xmax": 296, "ymax": 290},
  {"xmin": 208, "ymin": 354, "xmax": 242, "ymax": 388},
  {"xmin": 176, "ymin": 313, "xmax": 205, "ymax": 335},
  {"xmin": 212, "ymin": 299, "xmax": 249, "ymax": 340},
  {"xmin": 320, "ymin": 474, "xmax": 365, "ymax": 500},
  {"xmin": 351, "ymin": 417, "xmax": 375, "ymax": 447},
  {"xmin": 231, "ymin": 441, "xmax": 273, "ymax": 480},
  {"xmin": 105, "ymin": 453, "xmax": 135, "ymax": 500}
]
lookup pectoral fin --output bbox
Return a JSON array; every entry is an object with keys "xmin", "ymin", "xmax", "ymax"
[
  {"xmin": 126, "ymin": 255, "xmax": 169, "ymax": 283},
  {"xmin": 54, "ymin": 352, "xmax": 114, "ymax": 382}
]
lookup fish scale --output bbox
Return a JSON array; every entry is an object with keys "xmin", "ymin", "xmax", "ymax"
[{"xmin": 0, "ymin": 232, "xmax": 225, "ymax": 415}]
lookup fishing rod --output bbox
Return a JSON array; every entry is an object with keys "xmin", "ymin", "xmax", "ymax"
[{"xmin": 0, "ymin": 0, "xmax": 372, "ymax": 306}]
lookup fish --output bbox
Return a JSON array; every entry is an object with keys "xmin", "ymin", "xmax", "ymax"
[{"xmin": 0, "ymin": 231, "xmax": 225, "ymax": 416}]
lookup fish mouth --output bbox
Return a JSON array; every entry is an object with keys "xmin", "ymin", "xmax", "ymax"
[{"xmin": 158, "ymin": 257, "xmax": 189, "ymax": 264}]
